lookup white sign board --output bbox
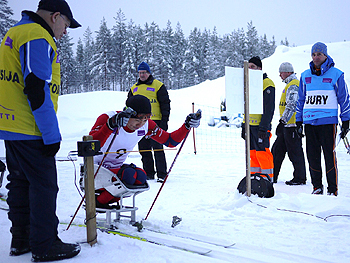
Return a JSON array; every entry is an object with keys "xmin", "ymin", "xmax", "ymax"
[{"xmin": 225, "ymin": 66, "xmax": 263, "ymax": 114}]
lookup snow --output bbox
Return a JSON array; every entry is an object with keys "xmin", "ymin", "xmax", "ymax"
[{"xmin": 1, "ymin": 42, "xmax": 350, "ymax": 262}]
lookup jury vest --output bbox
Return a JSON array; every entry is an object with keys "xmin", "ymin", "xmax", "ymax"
[
  {"xmin": 0, "ymin": 22, "xmax": 60, "ymax": 137},
  {"xmin": 249, "ymin": 77, "xmax": 275, "ymax": 126},
  {"xmin": 130, "ymin": 79, "xmax": 163, "ymax": 120},
  {"xmin": 279, "ymin": 79, "xmax": 299, "ymax": 124}
]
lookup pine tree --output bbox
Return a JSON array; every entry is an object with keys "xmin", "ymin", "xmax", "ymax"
[
  {"xmin": 168, "ymin": 22, "xmax": 187, "ymax": 89},
  {"xmin": 112, "ymin": 9, "xmax": 127, "ymax": 91},
  {"xmin": 185, "ymin": 27, "xmax": 209, "ymax": 86},
  {"xmin": 123, "ymin": 20, "xmax": 145, "ymax": 89},
  {"xmin": 91, "ymin": 17, "xmax": 114, "ymax": 90},
  {"xmin": 0, "ymin": 0, "xmax": 17, "ymax": 41},
  {"xmin": 207, "ymin": 27, "xmax": 223, "ymax": 80},
  {"xmin": 82, "ymin": 27, "xmax": 95, "ymax": 92},
  {"xmin": 75, "ymin": 38, "xmax": 84, "ymax": 92},
  {"xmin": 57, "ymin": 33, "xmax": 76, "ymax": 94},
  {"xmin": 245, "ymin": 21, "xmax": 259, "ymax": 59}
]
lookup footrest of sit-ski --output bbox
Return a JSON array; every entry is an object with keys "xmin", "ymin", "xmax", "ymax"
[{"xmin": 96, "ymin": 206, "xmax": 138, "ymax": 226}]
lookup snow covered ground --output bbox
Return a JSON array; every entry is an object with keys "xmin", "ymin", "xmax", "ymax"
[{"xmin": 1, "ymin": 42, "xmax": 350, "ymax": 262}]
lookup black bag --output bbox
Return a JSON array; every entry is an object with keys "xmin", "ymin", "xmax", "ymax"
[{"xmin": 237, "ymin": 173, "xmax": 274, "ymax": 198}]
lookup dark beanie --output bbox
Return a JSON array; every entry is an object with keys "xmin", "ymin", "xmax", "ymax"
[
  {"xmin": 125, "ymin": 95, "xmax": 151, "ymax": 115},
  {"xmin": 138, "ymin": 62, "xmax": 151, "ymax": 74},
  {"xmin": 248, "ymin": 56, "xmax": 262, "ymax": 69}
]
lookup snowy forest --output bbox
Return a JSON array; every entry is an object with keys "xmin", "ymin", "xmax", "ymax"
[{"xmin": 1, "ymin": 1, "xmax": 284, "ymax": 94}]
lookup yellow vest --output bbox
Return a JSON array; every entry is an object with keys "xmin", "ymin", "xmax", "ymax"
[
  {"xmin": 0, "ymin": 23, "xmax": 60, "ymax": 136},
  {"xmin": 279, "ymin": 79, "xmax": 299, "ymax": 125},
  {"xmin": 249, "ymin": 77, "xmax": 275, "ymax": 126},
  {"xmin": 130, "ymin": 79, "xmax": 163, "ymax": 120}
]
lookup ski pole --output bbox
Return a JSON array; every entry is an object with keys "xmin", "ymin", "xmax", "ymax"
[
  {"xmin": 144, "ymin": 130, "xmax": 191, "ymax": 220},
  {"xmin": 66, "ymin": 127, "xmax": 120, "ymax": 230},
  {"xmin": 192, "ymin": 102, "xmax": 197, "ymax": 155},
  {"xmin": 343, "ymin": 136, "xmax": 350, "ymax": 154}
]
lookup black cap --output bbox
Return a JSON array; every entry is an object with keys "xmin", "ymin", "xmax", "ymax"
[
  {"xmin": 248, "ymin": 56, "xmax": 262, "ymax": 69},
  {"xmin": 38, "ymin": 0, "xmax": 81, "ymax": 28},
  {"xmin": 126, "ymin": 95, "xmax": 151, "ymax": 115}
]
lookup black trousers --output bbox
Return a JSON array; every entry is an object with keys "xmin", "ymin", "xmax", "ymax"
[
  {"xmin": 138, "ymin": 137, "xmax": 167, "ymax": 179},
  {"xmin": 304, "ymin": 124, "xmax": 338, "ymax": 194},
  {"xmin": 272, "ymin": 126, "xmax": 306, "ymax": 183},
  {"xmin": 5, "ymin": 140, "xmax": 59, "ymax": 255}
]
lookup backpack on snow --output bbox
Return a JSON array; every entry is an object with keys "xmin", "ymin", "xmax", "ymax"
[{"xmin": 237, "ymin": 173, "xmax": 274, "ymax": 198}]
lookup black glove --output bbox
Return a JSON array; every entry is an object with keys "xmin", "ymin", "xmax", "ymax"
[
  {"xmin": 258, "ymin": 127, "xmax": 267, "ymax": 143},
  {"xmin": 185, "ymin": 109, "xmax": 202, "ymax": 129},
  {"xmin": 276, "ymin": 121, "xmax": 284, "ymax": 136},
  {"xmin": 340, "ymin": 120, "xmax": 349, "ymax": 139},
  {"xmin": 108, "ymin": 107, "xmax": 136, "ymax": 130},
  {"xmin": 296, "ymin": 121, "xmax": 304, "ymax": 138},
  {"xmin": 241, "ymin": 125, "xmax": 246, "ymax": 140},
  {"xmin": 43, "ymin": 142, "xmax": 60, "ymax": 157}
]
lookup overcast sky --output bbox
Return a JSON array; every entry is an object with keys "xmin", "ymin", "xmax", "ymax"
[{"xmin": 7, "ymin": 0, "xmax": 350, "ymax": 49}]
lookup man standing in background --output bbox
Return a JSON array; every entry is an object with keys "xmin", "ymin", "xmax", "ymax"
[
  {"xmin": 128, "ymin": 62, "xmax": 171, "ymax": 183},
  {"xmin": 272, "ymin": 62, "xmax": 306, "ymax": 185},
  {"xmin": 296, "ymin": 42, "xmax": 350, "ymax": 196},
  {"xmin": 242, "ymin": 56, "xmax": 275, "ymax": 181}
]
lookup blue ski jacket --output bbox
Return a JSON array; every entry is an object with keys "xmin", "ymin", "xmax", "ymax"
[{"xmin": 296, "ymin": 56, "xmax": 350, "ymax": 125}]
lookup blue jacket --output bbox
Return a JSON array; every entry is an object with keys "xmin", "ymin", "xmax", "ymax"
[{"xmin": 296, "ymin": 56, "xmax": 350, "ymax": 125}]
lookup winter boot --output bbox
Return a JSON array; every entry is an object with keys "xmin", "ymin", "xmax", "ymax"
[
  {"xmin": 311, "ymin": 186, "xmax": 324, "ymax": 195},
  {"xmin": 32, "ymin": 237, "xmax": 81, "ymax": 262},
  {"xmin": 10, "ymin": 225, "xmax": 31, "ymax": 256}
]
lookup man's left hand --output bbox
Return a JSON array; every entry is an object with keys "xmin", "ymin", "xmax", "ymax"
[{"xmin": 340, "ymin": 120, "xmax": 349, "ymax": 139}]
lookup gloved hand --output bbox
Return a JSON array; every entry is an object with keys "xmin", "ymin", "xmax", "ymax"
[
  {"xmin": 296, "ymin": 121, "xmax": 304, "ymax": 138},
  {"xmin": 43, "ymin": 142, "xmax": 60, "ymax": 157},
  {"xmin": 258, "ymin": 127, "xmax": 267, "ymax": 144},
  {"xmin": 185, "ymin": 109, "xmax": 202, "ymax": 129},
  {"xmin": 340, "ymin": 120, "xmax": 349, "ymax": 139},
  {"xmin": 241, "ymin": 125, "xmax": 246, "ymax": 140},
  {"xmin": 108, "ymin": 107, "xmax": 136, "ymax": 130},
  {"xmin": 276, "ymin": 121, "xmax": 284, "ymax": 136}
]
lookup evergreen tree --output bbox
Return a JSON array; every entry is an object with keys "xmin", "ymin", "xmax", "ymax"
[
  {"xmin": 57, "ymin": 33, "xmax": 76, "ymax": 94},
  {"xmin": 245, "ymin": 21, "xmax": 259, "ymax": 59},
  {"xmin": 0, "ymin": 0, "xmax": 17, "ymax": 41},
  {"xmin": 75, "ymin": 38, "xmax": 84, "ymax": 92},
  {"xmin": 112, "ymin": 9, "xmax": 127, "ymax": 91},
  {"xmin": 185, "ymin": 27, "xmax": 209, "ymax": 86},
  {"xmin": 91, "ymin": 17, "xmax": 114, "ymax": 90},
  {"xmin": 207, "ymin": 27, "xmax": 223, "ymax": 80},
  {"xmin": 168, "ymin": 22, "xmax": 187, "ymax": 89},
  {"xmin": 280, "ymin": 37, "xmax": 289, "ymax": 46},
  {"xmin": 123, "ymin": 20, "xmax": 144, "ymax": 89},
  {"xmin": 82, "ymin": 27, "xmax": 95, "ymax": 92}
]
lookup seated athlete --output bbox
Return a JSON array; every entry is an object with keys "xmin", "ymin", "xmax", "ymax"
[{"xmin": 89, "ymin": 95, "xmax": 201, "ymax": 208}]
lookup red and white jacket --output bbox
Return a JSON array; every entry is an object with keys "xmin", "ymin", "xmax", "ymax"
[{"xmin": 89, "ymin": 111, "xmax": 189, "ymax": 169}]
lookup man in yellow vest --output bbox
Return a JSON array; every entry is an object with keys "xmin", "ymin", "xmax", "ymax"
[
  {"xmin": 128, "ymin": 62, "xmax": 171, "ymax": 183},
  {"xmin": 271, "ymin": 62, "xmax": 306, "ymax": 185},
  {"xmin": 0, "ymin": 0, "xmax": 81, "ymax": 261},
  {"xmin": 242, "ymin": 56, "xmax": 275, "ymax": 181}
]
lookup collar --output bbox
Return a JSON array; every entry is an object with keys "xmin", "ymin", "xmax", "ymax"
[{"xmin": 22, "ymin": 10, "xmax": 55, "ymax": 39}]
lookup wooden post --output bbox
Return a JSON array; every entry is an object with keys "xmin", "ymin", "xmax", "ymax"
[
  {"xmin": 243, "ymin": 61, "xmax": 251, "ymax": 197},
  {"xmin": 83, "ymin": 135, "xmax": 97, "ymax": 246}
]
